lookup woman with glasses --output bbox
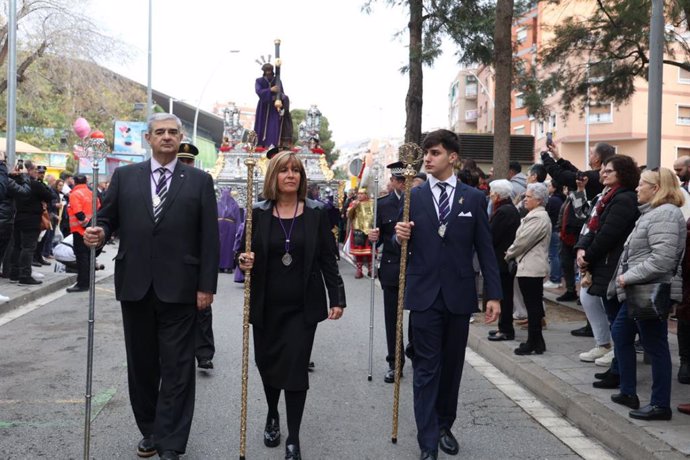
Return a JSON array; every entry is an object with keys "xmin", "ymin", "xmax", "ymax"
[
  {"xmin": 608, "ymin": 167, "xmax": 685, "ymax": 420},
  {"xmin": 574, "ymin": 155, "xmax": 641, "ymax": 388},
  {"xmin": 505, "ymin": 182, "xmax": 552, "ymax": 354}
]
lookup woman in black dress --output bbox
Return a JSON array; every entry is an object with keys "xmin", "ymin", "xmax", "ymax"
[{"xmin": 238, "ymin": 150, "xmax": 346, "ymax": 460}]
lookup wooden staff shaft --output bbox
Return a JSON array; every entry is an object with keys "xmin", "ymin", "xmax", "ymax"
[
  {"xmin": 239, "ymin": 149, "xmax": 257, "ymax": 460},
  {"xmin": 391, "ymin": 172, "xmax": 414, "ymax": 443}
]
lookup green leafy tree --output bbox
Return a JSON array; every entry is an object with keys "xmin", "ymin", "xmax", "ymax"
[
  {"xmin": 291, "ymin": 109, "xmax": 339, "ymax": 165},
  {"xmin": 519, "ymin": 0, "xmax": 690, "ymax": 119}
]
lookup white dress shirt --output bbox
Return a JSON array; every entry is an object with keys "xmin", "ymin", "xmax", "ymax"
[
  {"xmin": 150, "ymin": 157, "xmax": 177, "ymax": 199},
  {"xmin": 427, "ymin": 174, "xmax": 457, "ymax": 220}
]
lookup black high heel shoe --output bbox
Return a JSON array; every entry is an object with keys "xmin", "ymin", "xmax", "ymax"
[{"xmin": 264, "ymin": 415, "xmax": 280, "ymax": 447}]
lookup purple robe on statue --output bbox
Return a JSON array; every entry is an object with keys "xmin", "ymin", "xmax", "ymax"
[
  {"xmin": 217, "ymin": 189, "xmax": 241, "ymax": 270},
  {"xmin": 254, "ymin": 77, "xmax": 293, "ymax": 147}
]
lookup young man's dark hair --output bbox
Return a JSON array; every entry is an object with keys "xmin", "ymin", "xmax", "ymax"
[
  {"xmin": 529, "ymin": 164, "xmax": 547, "ymax": 183},
  {"xmin": 421, "ymin": 129, "xmax": 459, "ymax": 154},
  {"xmin": 509, "ymin": 161, "xmax": 522, "ymax": 174},
  {"xmin": 73, "ymin": 174, "xmax": 88, "ymax": 185}
]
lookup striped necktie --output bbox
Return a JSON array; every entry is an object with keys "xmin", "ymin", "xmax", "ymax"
[
  {"xmin": 153, "ymin": 167, "xmax": 168, "ymax": 222},
  {"xmin": 437, "ymin": 182, "xmax": 450, "ymax": 225}
]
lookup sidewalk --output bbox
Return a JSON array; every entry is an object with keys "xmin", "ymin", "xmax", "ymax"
[
  {"xmin": 469, "ymin": 286, "xmax": 690, "ymax": 460},
  {"xmin": 0, "ymin": 242, "xmax": 117, "ymax": 317}
]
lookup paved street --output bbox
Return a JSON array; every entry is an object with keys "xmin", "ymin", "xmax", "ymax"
[{"xmin": 0, "ymin": 259, "xmax": 606, "ymax": 459}]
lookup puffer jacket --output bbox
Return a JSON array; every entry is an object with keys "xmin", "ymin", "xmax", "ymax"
[
  {"xmin": 574, "ymin": 188, "xmax": 639, "ymax": 297},
  {"xmin": 0, "ymin": 174, "xmax": 31, "ymax": 225},
  {"xmin": 609, "ymin": 203, "xmax": 686, "ymax": 302},
  {"xmin": 505, "ymin": 206, "xmax": 551, "ymax": 278}
]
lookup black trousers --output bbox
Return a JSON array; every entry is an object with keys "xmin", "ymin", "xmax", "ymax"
[
  {"xmin": 72, "ymin": 232, "xmax": 90, "ymax": 288},
  {"xmin": 678, "ymin": 320, "xmax": 690, "ymax": 363},
  {"xmin": 121, "ymin": 287, "xmax": 197, "ymax": 454},
  {"xmin": 195, "ymin": 305, "xmax": 215, "ymax": 362},
  {"xmin": 0, "ymin": 222, "xmax": 13, "ymax": 276},
  {"xmin": 559, "ymin": 242, "xmax": 577, "ymax": 294},
  {"xmin": 382, "ymin": 284, "xmax": 405, "ymax": 368},
  {"xmin": 517, "ymin": 277, "xmax": 544, "ymax": 334},
  {"xmin": 410, "ymin": 293, "xmax": 470, "ymax": 451},
  {"xmin": 498, "ymin": 271, "xmax": 515, "ymax": 335},
  {"xmin": 9, "ymin": 226, "xmax": 39, "ymax": 279}
]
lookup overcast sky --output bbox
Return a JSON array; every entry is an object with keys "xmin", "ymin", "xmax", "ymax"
[{"xmin": 92, "ymin": 0, "xmax": 462, "ymax": 146}]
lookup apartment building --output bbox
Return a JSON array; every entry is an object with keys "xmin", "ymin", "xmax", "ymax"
[{"xmin": 448, "ymin": 0, "xmax": 690, "ymax": 170}]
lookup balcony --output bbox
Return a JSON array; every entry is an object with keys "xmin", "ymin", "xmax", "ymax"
[
  {"xmin": 465, "ymin": 109, "xmax": 478, "ymax": 122},
  {"xmin": 465, "ymin": 84, "xmax": 478, "ymax": 99}
]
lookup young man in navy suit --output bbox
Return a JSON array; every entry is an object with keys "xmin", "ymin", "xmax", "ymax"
[{"xmin": 395, "ymin": 129, "xmax": 501, "ymax": 460}]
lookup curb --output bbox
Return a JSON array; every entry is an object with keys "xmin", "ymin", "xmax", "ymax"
[
  {"xmin": 466, "ymin": 327, "xmax": 686, "ymax": 460},
  {"xmin": 0, "ymin": 273, "xmax": 116, "ymax": 317}
]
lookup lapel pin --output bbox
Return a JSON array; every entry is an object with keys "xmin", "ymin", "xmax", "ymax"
[
  {"xmin": 458, "ymin": 197, "xmax": 464, "ymax": 205},
  {"xmin": 180, "ymin": 174, "xmax": 184, "ymax": 177}
]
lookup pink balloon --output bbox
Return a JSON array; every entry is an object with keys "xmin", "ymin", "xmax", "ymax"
[{"xmin": 73, "ymin": 117, "xmax": 91, "ymax": 139}]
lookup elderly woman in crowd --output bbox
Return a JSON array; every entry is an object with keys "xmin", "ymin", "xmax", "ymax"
[
  {"xmin": 486, "ymin": 179, "xmax": 521, "ymax": 342},
  {"xmin": 574, "ymin": 155, "xmax": 641, "ymax": 388},
  {"xmin": 505, "ymin": 182, "xmax": 552, "ymax": 355},
  {"xmin": 608, "ymin": 167, "xmax": 686, "ymax": 421},
  {"xmin": 238, "ymin": 150, "xmax": 346, "ymax": 460}
]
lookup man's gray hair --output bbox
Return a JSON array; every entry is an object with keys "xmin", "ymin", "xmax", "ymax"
[
  {"xmin": 527, "ymin": 182, "xmax": 549, "ymax": 205},
  {"xmin": 489, "ymin": 179, "xmax": 513, "ymax": 200},
  {"xmin": 147, "ymin": 113, "xmax": 182, "ymax": 133}
]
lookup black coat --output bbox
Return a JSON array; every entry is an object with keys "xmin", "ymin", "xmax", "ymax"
[
  {"xmin": 574, "ymin": 188, "xmax": 639, "ymax": 297},
  {"xmin": 541, "ymin": 152, "xmax": 603, "ymax": 198},
  {"xmin": 0, "ymin": 173, "xmax": 31, "ymax": 225},
  {"xmin": 14, "ymin": 176, "xmax": 53, "ymax": 228},
  {"xmin": 490, "ymin": 200, "xmax": 521, "ymax": 274},
  {"xmin": 376, "ymin": 191, "xmax": 402, "ymax": 287},
  {"xmin": 246, "ymin": 199, "xmax": 346, "ymax": 328},
  {"xmin": 98, "ymin": 160, "xmax": 220, "ymax": 304}
]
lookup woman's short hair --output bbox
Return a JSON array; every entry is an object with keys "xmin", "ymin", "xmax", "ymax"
[
  {"xmin": 603, "ymin": 154, "xmax": 640, "ymax": 190},
  {"xmin": 527, "ymin": 182, "xmax": 549, "ymax": 205},
  {"xmin": 489, "ymin": 179, "xmax": 513, "ymax": 200},
  {"xmin": 262, "ymin": 151, "xmax": 307, "ymax": 201},
  {"xmin": 641, "ymin": 167, "xmax": 685, "ymax": 208}
]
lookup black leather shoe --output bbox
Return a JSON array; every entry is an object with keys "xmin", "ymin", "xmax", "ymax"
[
  {"xmin": 264, "ymin": 415, "xmax": 280, "ymax": 447},
  {"xmin": 570, "ymin": 324, "xmax": 594, "ymax": 337},
  {"xmin": 592, "ymin": 373, "xmax": 620, "ymax": 389},
  {"xmin": 136, "ymin": 436, "xmax": 156, "ymax": 458},
  {"xmin": 405, "ymin": 343, "xmax": 415, "ymax": 360},
  {"xmin": 629, "ymin": 404, "xmax": 672, "ymax": 421},
  {"xmin": 514, "ymin": 341, "xmax": 545, "ymax": 355},
  {"xmin": 679, "ymin": 362, "xmax": 690, "ymax": 384},
  {"xmin": 198, "ymin": 359, "xmax": 214, "ymax": 369},
  {"xmin": 384, "ymin": 367, "xmax": 403, "ymax": 383},
  {"xmin": 39, "ymin": 258, "xmax": 51, "ymax": 266},
  {"xmin": 285, "ymin": 443, "xmax": 301, "ymax": 459},
  {"xmin": 419, "ymin": 449, "xmax": 438, "ymax": 460},
  {"xmin": 66, "ymin": 285, "xmax": 89, "ymax": 293},
  {"xmin": 439, "ymin": 428, "xmax": 459, "ymax": 455},
  {"xmin": 18, "ymin": 277, "xmax": 42, "ymax": 286},
  {"xmin": 488, "ymin": 331, "xmax": 514, "ymax": 341},
  {"xmin": 557, "ymin": 291, "xmax": 579, "ymax": 302},
  {"xmin": 158, "ymin": 451, "xmax": 179, "ymax": 460},
  {"xmin": 488, "ymin": 329, "xmax": 499, "ymax": 336},
  {"xmin": 594, "ymin": 369, "xmax": 610, "ymax": 380},
  {"xmin": 31, "ymin": 261, "xmax": 42, "ymax": 268},
  {"xmin": 611, "ymin": 393, "xmax": 640, "ymax": 409}
]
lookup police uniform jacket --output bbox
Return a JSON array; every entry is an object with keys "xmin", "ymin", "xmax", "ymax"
[{"xmin": 376, "ymin": 191, "xmax": 402, "ymax": 287}]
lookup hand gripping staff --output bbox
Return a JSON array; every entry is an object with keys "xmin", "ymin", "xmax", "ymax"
[
  {"xmin": 239, "ymin": 131, "xmax": 258, "ymax": 460},
  {"xmin": 391, "ymin": 143, "xmax": 423, "ymax": 443}
]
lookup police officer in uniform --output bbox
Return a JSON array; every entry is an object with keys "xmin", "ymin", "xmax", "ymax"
[
  {"xmin": 177, "ymin": 141, "xmax": 215, "ymax": 370},
  {"xmin": 368, "ymin": 161, "xmax": 407, "ymax": 383}
]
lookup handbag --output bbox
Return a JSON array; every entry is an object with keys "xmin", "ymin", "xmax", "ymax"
[
  {"xmin": 506, "ymin": 232, "xmax": 547, "ymax": 277},
  {"xmin": 40, "ymin": 205, "xmax": 52, "ymax": 231},
  {"xmin": 621, "ymin": 244, "xmax": 677, "ymax": 320}
]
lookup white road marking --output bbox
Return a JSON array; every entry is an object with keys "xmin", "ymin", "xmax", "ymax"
[
  {"xmin": 465, "ymin": 348, "xmax": 617, "ymax": 460},
  {"xmin": 0, "ymin": 290, "xmax": 67, "ymax": 327}
]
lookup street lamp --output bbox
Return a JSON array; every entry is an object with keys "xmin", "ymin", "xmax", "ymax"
[{"xmin": 193, "ymin": 50, "xmax": 240, "ymax": 144}]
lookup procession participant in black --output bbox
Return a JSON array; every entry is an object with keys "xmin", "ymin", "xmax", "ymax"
[
  {"xmin": 238, "ymin": 150, "xmax": 345, "ymax": 460},
  {"xmin": 84, "ymin": 113, "xmax": 219, "ymax": 460},
  {"xmin": 177, "ymin": 141, "xmax": 216, "ymax": 370},
  {"xmin": 368, "ymin": 161, "xmax": 407, "ymax": 383},
  {"xmin": 395, "ymin": 130, "xmax": 501, "ymax": 460}
]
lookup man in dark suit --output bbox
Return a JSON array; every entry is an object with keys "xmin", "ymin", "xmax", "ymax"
[
  {"xmin": 84, "ymin": 113, "xmax": 219, "ymax": 460},
  {"xmin": 395, "ymin": 129, "xmax": 501, "ymax": 460},
  {"xmin": 368, "ymin": 161, "xmax": 406, "ymax": 383}
]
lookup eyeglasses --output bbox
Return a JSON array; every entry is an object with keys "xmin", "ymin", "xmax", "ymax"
[{"xmin": 601, "ymin": 168, "xmax": 615, "ymax": 175}]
